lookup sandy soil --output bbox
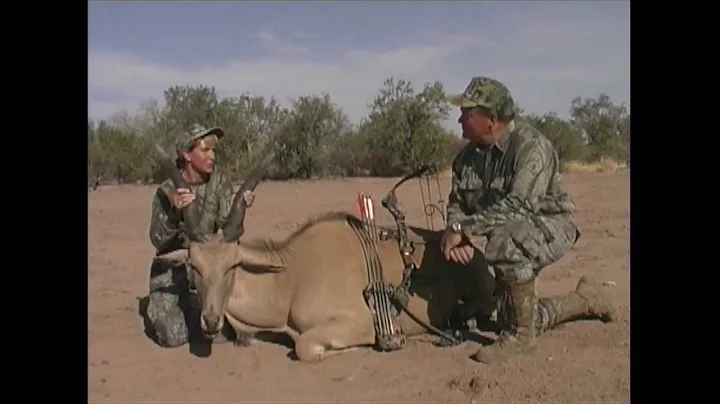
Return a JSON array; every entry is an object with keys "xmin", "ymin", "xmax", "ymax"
[{"xmin": 88, "ymin": 170, "xmax": 630, "ymax": 403}]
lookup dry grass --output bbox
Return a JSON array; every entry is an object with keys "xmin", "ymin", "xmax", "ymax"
[{"xmin": 561, "ymin": 157, "xmax": 628, "ymax": 174}]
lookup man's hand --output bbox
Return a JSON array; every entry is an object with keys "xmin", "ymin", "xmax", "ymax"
[
  {"xmin": 441, "ymin": 227, "xmax": 476, "ymax": 265},
  {"xmin": 169, "ymin": 188, "xmax": 195, "ymax": 210},
  {"xmin": 242, "ymin": 190, "xmax": 255, "ymax": 207},
  {"xmin": 448, "ymin": 244, "xmax": 475, "ymax": 265},
  {"xmin": 441, "ymin": 228, "xmax": 462, "ymax": 260}
]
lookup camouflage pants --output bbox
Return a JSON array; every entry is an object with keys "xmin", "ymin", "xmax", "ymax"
[
  {"xmin": 483, "ymin": 214, "xmax": 579, "ymax": 282},
  {"xmin": 146, "ymin": 261, "xmax": 197, "ymax": 347},
  {"xmin": 477, "ymin": 214, "xmax": 579, "ymax": 332}
]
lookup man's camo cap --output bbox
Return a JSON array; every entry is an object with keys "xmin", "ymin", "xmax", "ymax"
[
  {"xmin": 447, "ymin": 76, "xmax": 517, "ymax": 117},
  {"xmin": 176, "ymin": 123, "xmax": 224, "ymax": 155}
]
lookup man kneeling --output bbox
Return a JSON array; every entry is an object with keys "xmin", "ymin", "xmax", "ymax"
[{"xmin": 441, "ymin": 76, "xmax": 615, "ymax": 364}]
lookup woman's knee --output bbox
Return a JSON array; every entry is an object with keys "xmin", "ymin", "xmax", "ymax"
[
  {"xmin": 153, "ymin": 317, "xmax": 189, "ymax": 347},
  {"xmin": 147, "ymin": 293, "xmax": 189, "ymax": 347}
]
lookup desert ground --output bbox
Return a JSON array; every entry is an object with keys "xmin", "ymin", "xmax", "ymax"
[{"xmin": 88, "ymin": 169, "xmax": 630, "ymax": 403}]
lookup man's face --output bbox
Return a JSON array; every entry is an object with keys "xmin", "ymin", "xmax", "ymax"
[
  {"xmin": 183, "ymin": 136, "xmax": 217, "ymax": 174},
  {"xmin": 458, "ymin": 107, "xmax": 497, "ymax": 147}
]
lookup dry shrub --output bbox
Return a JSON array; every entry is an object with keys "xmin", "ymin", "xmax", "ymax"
[
  {"xmin": 561, "ymin": 157, "xmax": 627, "ymax": 174},
  {"xmin": 436, "ymin": 157, "xmax": 627, "ymax": 178}
]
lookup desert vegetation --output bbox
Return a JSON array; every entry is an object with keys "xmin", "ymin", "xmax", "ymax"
[{"xmin": 88, "ymin": 77, "xmax": 630, "ymax": 189}]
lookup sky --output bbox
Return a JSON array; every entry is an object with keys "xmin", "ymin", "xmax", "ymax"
[{"xmin": 88, "ymin": 1, "xmax": 630, "ymax": 134}]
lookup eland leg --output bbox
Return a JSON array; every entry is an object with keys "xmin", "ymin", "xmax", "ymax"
[{"xmin": 294, "ymin": 317, "xmax": 375, "ymax": 363}]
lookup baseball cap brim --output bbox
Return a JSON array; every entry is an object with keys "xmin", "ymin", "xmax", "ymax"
[
  {"xmin": 191, "ymin": 126, "xmax": 225, "ymax": 141},
  {"xmin": 447, "ymin": 93, "xmax": 483, "ymax": 108}
]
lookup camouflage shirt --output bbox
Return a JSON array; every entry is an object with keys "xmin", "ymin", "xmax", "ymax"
[
  {"xmin": 149, "ymin": 171, "xmax": 236, "ymax": 254},
  {"xmin": 446, "ymin": 119, "xmax": 577, "ymax": 238}
]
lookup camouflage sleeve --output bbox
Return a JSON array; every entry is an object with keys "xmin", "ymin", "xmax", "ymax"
[
  {"xmin": 446, "ymin": 165, "xmax": 468, "ymax": 224},
  {"xmin": 460, "ymin": 139, "xmax": 555, "ymax": 237},
  {"xmin": 446, "ymin": 147, "xmax": 469, "ymax": 225},
  {"xmin": 148, "ymin": 186, "xmax": 188, "ymax": 253},
  {"xmin": 216, "ymin": 173, "xmax": 236, "ymax": 228}
]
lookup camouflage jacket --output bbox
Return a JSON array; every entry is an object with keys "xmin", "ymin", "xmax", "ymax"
[
  {"xmin": 446, "ymin": 120, "xmax": 577, "ymax": 238},
  {"xmin": 149, "ymin": 171, "xmax": 235, "ymax": 254}
]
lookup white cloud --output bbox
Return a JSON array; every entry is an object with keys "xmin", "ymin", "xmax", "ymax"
[
  {"xmin": 251, "ymin": 30, "xmax": 312, "ymax": 57},
  {"xmin": 88, "ymin": 8, "xmax": 629, "ymax": 135}
]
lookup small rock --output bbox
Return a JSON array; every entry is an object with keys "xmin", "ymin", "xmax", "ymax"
[
  {"xmin": 547, "ymin": 356, "xmax": 554, "ymax": 361},
  {"xmin": 603, "ymin": 281, "xmax": 616, "ymax": 287}
]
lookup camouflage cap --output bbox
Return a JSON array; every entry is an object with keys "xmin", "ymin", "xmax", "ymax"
[
  {"xmin": 447, "ymin": 76, "xmax": 517, "ymax": 117},
  {"xmin": 175, "ymin": 123, "xmax": 225, "ymax": 155}
]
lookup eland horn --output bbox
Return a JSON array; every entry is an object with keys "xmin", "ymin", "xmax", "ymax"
[{"xmin": 221, "ymin": 145, "xmax": 276, "ymax": 242}]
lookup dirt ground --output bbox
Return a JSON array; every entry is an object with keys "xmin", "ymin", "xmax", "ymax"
[{"xmin": 88, "ymin": 170, "xmax": 630, "ymax": 403}]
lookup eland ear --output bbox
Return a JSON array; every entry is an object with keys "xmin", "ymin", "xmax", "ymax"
[
  {"xmin": 234, "ymin": 246, "xmax": 286, "ymax": 273},
  {"xmin": 153, "ymin": 249, "xmax": 189, "ymax": 266},
  {"xmin": 238, "ymin": 256, "xmax": 287, "ymax": 273}
]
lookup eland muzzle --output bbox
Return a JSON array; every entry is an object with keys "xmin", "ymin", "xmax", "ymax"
[{"xmin": 201, "ymin": 314, "xmax": 221, "ymax": 337}]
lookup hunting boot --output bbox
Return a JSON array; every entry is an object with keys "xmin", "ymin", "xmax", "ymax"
[
  {"xmin": 535, "ymin": 276, "xmax": 615, "ymax": 335},
  {"xmin": 471, "ymin": 276, "xmax": 538, "ymax": 364}
]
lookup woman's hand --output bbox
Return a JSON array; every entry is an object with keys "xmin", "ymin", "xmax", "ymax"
[
  {"xmin": 170, "ymin": 188, "xmax": 195, "ymax": 210},
  {"xmin": 242, "ymin": 190, "xmax": 255, "ymax": 207}
]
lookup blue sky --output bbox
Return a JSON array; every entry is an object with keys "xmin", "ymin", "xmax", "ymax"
[{"xmin": 88, "ymin": 1, "xmax": 630, "ymax": 134}]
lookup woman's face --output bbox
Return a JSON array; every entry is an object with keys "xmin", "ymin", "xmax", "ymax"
[{"xmin": 183, "ymin": 136, "xmax": 217, "ymax": 175}]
